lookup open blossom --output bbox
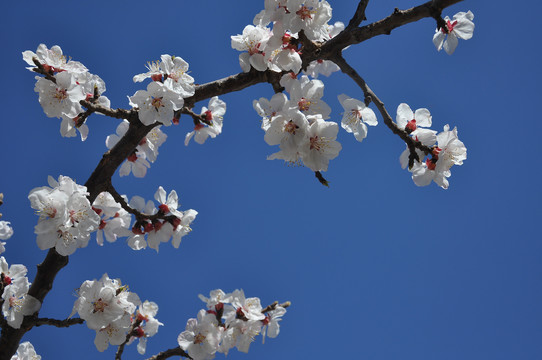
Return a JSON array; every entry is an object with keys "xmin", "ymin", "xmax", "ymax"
[
  {"xmin": 261, "ymin": 306, "xmax": 286, "ymax": 343},
  {"xmin": 71, "ymin": 274, "xmax": 140, "ymax": 346},
  {"xmin": 92, "ymin": 192, "xmax": 131, "ymax": 246},
  {"xmin": 253, "ymin": 92, "xmax": 289, "ymax": 131},
  {"xmin": 22, "ymin": 44, "xmax": 87, "ymax": 74},
  {"xmin": 128, "ymin": 301, "xmax": 163, "ymax": 355},
  {"xmin": 396, "ymin": 103, "xmax": 438, "ymax": 169},
  {"xmin": 433, "ymin": 11, "xmax": 474, "ymax": 55},
  {"xmin": 73, "ymin": 275, "xmax": 137, "ymax": 352},
  {"xmin": 289, "ymin": 75, "xmax": 331, "ymax": 119},
  {"xmin": 300, "ymin": 116, "xmax": 342, "ymax": 171},
  {"xmin": 409, "ymin": 124, "xmax": 467, "ymax": 189},
  {"xmin": 304, "ymin": 59, "xmax": 340, "ymax": 78},
  {"xmin": 133, "ymin": 55, "xmax": 195, "ymax": 98},
  {"xmin": 338, "ymin": 94, "xmax": 377, "ymax": 142},
  {"xmin": 178, "ymin": 310, "xmax": 222, "ymax": 360},
  {"xmin": 129, "ymin": 81, "xmax": 184, "ymax": 126},
  {"xmin": 34, "ymin": 72, "xmax": 84, "ymax": 119},
  {"xmin": 106, "ymin": 120, "xmax": 165, "ymax": 178},
  {"xmin": 229, "ymin": 289, "xmax": 265, "ymax": 322},
  {"xmin": 264, "ymin": 109, "xmax": 309, "ymax": 149},
  {"xmin": 1, "ymin": 257, "xmax": 28, "ymax": 292},
  {"xmin": 283, "ymin": 0, "xmax": 333, "ymax": 41},
  {"xmin": 185, "ymin": 97, "xmax": 226, "ymax": 146},
  {"xmin": 28, "ymin": 175, "xmax": 100, "ymax": 256},
  {"xmin": 11, "ymin": 341, "xmax": 41, "ymax": 360},
  {"xmin": 231, "ymin": 25, "xmax": 271, "ymax": 72},
  {"xmin": 2, "ymin": 277, "xmax": 41, "ymax": 329},
  {"xmin": 139, "ymin": 126, "xmax": 167, "ymax": 162}
]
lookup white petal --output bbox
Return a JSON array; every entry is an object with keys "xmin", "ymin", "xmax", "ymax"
[{"xmin": 443, "ymin": 33, "xmax": 459, "ymax": 55}]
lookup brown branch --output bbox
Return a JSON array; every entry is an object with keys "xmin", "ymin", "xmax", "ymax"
[
  {"xmin": 34, "ymin": 318, "xmax": 84, "ymax": 328},
  {"xmin": 80, "ymin": 100, "xmax": 134, "ymax": 121},
  {"xmin": 331, "ymin": 53, "xmax": 432, "ymax": 161},
  {"xmin": 105, "ymin": 181, "xmax": 178, "ymax": 224},
  {"xmin": 0, "ymin": 248, "xmax": 68, "ymax": 359},
  {"xmin": 319, "ymin": 0, "xmax": 463, "ymax": 60},
  {"xmin": 145, "ymin": 346, "xmax": 191, "ymax": 360},
  {"xmin": 346, "ymin": 0, "xmax": 370, "ymax": 29}
]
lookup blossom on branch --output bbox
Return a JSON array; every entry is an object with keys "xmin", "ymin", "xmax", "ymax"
[
  {"xmin": 406, "ymin": 124, "xmax": 467, "ymax": 189},
  {"xmin": 433, "ymin": 11, "xmax": 475, "ymax": 55},
  {"xmin": 28, "ymin": 175, "xmax": 100, "ymax": 256},
  {"xmin": 71, "ymin": 274, "xmax": 142, "ymax": 352},
  {"xmin": 338, "ymin": 94, "xmax": 377, "ymax": 142},
  {"xmin": 185, "ymin": 97, "xmax": 226, "ymax": 146},
  {"xmin": 10, "ymin": 341, "xmax": 41, "ymax": 360}
]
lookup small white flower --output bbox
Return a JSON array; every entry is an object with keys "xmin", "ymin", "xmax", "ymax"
[
  {"xmin": 338, "ymin": 94, "xmax": 377, "ymax": 142},
  {"xmin": 185, "ymin": 97, "xmax": 226, "ymax": 146},
  {"xmin": 11, "ymin": 341, "xmax": 41, "ymax": 360},
  {"xmin": 300, "ymin": 116, "xmax": 342, "ymax": 172},
  {"xmin": 433, "ymin": 11, "xmax": 474, "ymax": 55},
  {"xmin": 23, "ymin": 44, "xmax": 87, "ymax": 74}
]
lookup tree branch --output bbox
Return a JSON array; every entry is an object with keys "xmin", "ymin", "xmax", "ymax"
[
  {"xmin": 320, "ymin": 0, "xmax": 463, "ymax": 59},
  {"xmin": 346, "ymin": 0, "xmax": 370, "ymax": 29},
  {"xmin": 115, "ymin": 318, "xmax": 143, "ymax": 360},
  {"xmin": 0, "ymin": 248, "xmax": 69, "ymax": 359},
  {"xmin": 34, "ymin": 318, "xmax": 84, "ymax": 328},
  {"xmin": 331, "ymin": 53, "xmax": 432, "ymax": 160},
  {"xmin": 80, "ymin": 100, "xmax": 135, "ymax": 121}
]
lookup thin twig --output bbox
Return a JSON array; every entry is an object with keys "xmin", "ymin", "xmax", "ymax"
[
  {"xmin": 332, "ymin": 53, "xmax": 433, "ymax": 162},
  {"xmin": 105, "ymin": 181, "xmax": 178, "ymax": 223},
  {"xmin": 115, "ymin": 318, "xmax": 142, "ymax": 360},
  {"xmin": 80, "ymin": 100, "xmax": 134, "ymax": 121},
  {"xmin": 346, "ymin": 0, "xmax": 370, "ymax": 29}
]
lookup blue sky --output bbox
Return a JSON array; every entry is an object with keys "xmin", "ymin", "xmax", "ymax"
[{"xmin": 1, "ymin": 0, "xmax": 541, "ymax": 359}]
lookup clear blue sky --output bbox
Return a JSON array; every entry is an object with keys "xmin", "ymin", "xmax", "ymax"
[{"xmin": 1, "ymin": 1, "xmax": 541, "ymax": 359}]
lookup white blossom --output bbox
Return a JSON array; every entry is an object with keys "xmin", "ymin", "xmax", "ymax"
[
  {"xmin": 338, "ymin": 94, "xmax": 377, "ymax": 142},
  {"xmin": 10, "ymin": 341, "xmax": 41, "ymax": 360},
  {"xmin": 433, "ymin": 11, "xmax": 474, "ymax": 55}
]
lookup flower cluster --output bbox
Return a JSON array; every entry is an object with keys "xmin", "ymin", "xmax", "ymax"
[
  {"xmin": 106, "ymin": 120, "xmax": 167, "ymax": 178},
  {"xmin": 338, "ymin": 94, "xmax": 377, "ymax": 142},
  {"xmin": 1, "ymin": 257, "xmax": 41, "ymax": 329},
  {"xmin": 125, "ymin": 187, "xmax": 198, "ymax": 252},
  {"xmin": 28, "ymin": 175, "xmax": 100, "ymax": 256},
  {"xmin": 397, "ymin": 104, "xmax": 467, "ymax": 189},
  {"xmin": 71, "ymin": 274, "xmax": 162, "ymax": 353},
  {"xmin": 130, "ymin": 54, "xmax": 195, "ymax": 126},
  {"xmin": 433, "ymin": 11, "xmax": 475, "ymax": 55},
  {"xmin": 23, "ymin": 44, "xmax": 111, "ymax": 140},
  {"xmin": 178, "ymin": 289, "xmax": 288, "ymax": 360},
  {"xmin": 254, "ymin": 74, "xmax": 341, "ymax": 171},
  {"xmin": 231, "ymin": 1, "xmax": 340, "ymax": 74}
]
